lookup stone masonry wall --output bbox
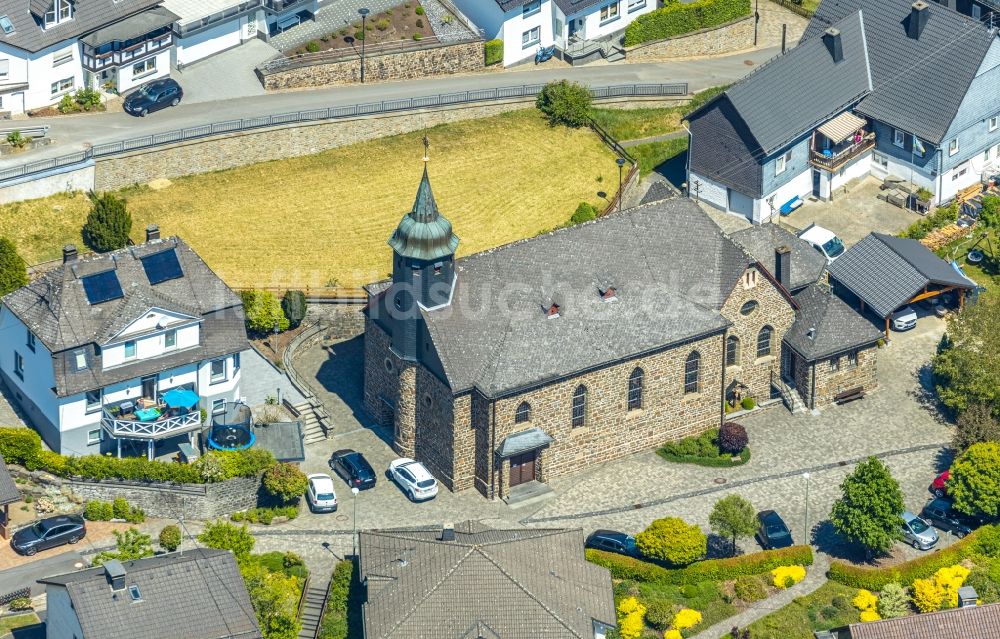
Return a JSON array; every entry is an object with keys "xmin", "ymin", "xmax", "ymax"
[
  {"xmin": 719, "ymin": 266, "xmax": 797, "ymax": 403},
  {"xmin": 626, "ymin": 17, "xmax": 754, "ymax": 63},
  {"xmin": 93, "ymin": 100, "xmax": 535, "ymax": 191},
  {"xmin": 487, "ymin": 332, "xmax": 726, "ymax": 499},
  {"xmin": 259, "ymin": 41, "xmax": 485, "ymax": 90},
  {"xmin": 810, "ymin": 346, "xmax": 879, "ymax": 408},
  {"xmin": 308, "ymin": 304, "xmax": 366, "ymax": 341},
  {"xmin": 363, "ymin": 319, "xmax": 400, "ymax": 432}
]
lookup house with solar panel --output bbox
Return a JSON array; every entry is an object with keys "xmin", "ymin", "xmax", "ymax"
[
  {"xmin": 686, "ymin": 0, "xmax": 1000, "ymax": 223},
  {"xmin": 0, "ymin": 225, "xmax": 248, "ymax": 459}
]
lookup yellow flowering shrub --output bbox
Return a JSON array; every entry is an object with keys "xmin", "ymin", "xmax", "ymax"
[
  {"xmin": 911, "ymin": 578, "xmax": 944, "ymax": 613},
  {"xmin": 664, "ymin": 631, "xmax": 683, "ymax": 639},
  {"xmin": 672, "ymin": 608, "xmax": 702, "ymax": 630},
  {"xmin": 852, "ymin": 589, "xmax": 878, "ymax": 612},
  {"xmin": 617, "ymin": 596, "xmax": 647, "ymax": 639},
  {"xmin": 859, "ymin": 609, "xmax": 882, "ymax": 622},
  {"xmin": 771, "ymin": 565, "xmax": 807, "ymax": 589},
  {"xmin": 935, "ymin": 565, "xmax": 970, "ymax": 609}
]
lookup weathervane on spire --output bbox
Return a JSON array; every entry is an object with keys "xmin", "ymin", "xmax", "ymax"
[{"xmin": 422, "ymin": 135, "xmax": 430, "ymax": 163}]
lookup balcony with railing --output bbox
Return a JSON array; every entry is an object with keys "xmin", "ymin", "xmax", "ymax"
[
  {"xmin": 809, "ymin": 111, "xmax": 875, "ymax": 172},
  {"xmin": 82, "ymin": 30, "xmax": 173, "ymax": 72},
  {"xmin": 101, "ymin": 391, "xmax": 203, "ymax": 444}
]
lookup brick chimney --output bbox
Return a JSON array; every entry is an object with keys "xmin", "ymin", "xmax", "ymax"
[
  {"xmin": 145, "ymin": 224, "xmax": 160, "ymax": 242},
  {"xmin": 62, "ymin": 244, "xmax": 77, "ymax": 263}
]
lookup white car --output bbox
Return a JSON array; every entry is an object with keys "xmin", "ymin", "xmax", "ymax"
[
  {"xmin": 798, "ymin": 224, "xmax": 846, "ymax": 263},
  {"xmin": 305, "ymin": 473, "xmax": 338, "ymax": 513},
  {"xmin": 891, "ymin": 306, "xmax": 918, "ymax": 331},
  {"xmin": 388, "ymin": 458, "xmax": 439, "ymax": 502}
]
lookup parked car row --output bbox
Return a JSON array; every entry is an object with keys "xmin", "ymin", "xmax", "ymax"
[{"xmin": 304, "ymin": 449, "xmax": 441, "ymax": 513}]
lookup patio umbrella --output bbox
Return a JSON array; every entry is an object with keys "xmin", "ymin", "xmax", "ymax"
[{"xmin": 161, "ymin": 388, "xmax": 200, "ymax": 409}]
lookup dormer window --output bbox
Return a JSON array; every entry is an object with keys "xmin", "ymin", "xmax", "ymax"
[
  {"xmin": 601, "ymin": 287, "xmax": 618, "ymax": 302},
  {"xmin": 546, "ymin": 303, "xmax": 561, "ymax": 319},
  {"xmin": 44, "ymin": 0, "xmax": 73, "ymax": 28}
]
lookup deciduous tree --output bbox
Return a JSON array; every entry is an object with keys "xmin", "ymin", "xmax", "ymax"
[
  {"xmin": 933, "ymin": 297, "xmax": 1000, "ymax": 416},
  {"xmin": 92, "ymin": 527, "xmax": 154, "ymax": 565},
  {"xmin": 829, "ymin": 457, "xmax": 905, "ymax": 558},
  {"xmin": 949, "ymin": 442, "xmax": 1000, "ymax": 518},
  {"xmin": 709, "ymin": 494, "xmax": 757, "ymax": 556},
  {"xmin": 953, "ymin": 402, "xmax": 1000, "ymax": 452},
  {"xmin": 535, "ymin": 80, "xmax": 593, "ymax": 128}
]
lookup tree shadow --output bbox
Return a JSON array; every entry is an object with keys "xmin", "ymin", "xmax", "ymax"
[
  {"xmin": 933, "ymin": 447, "xmax": 955, "ymax": 475},
  {"xmin": 908, "ymin": 361, "xmax": 952, "ymax": 424},
  {"xmin": 706, "ymin": 533, "xmax": 743, "ymax": 559},
  {"xmin": 812, "ymin": 519, "xmax": 872, "ymax": 563}
]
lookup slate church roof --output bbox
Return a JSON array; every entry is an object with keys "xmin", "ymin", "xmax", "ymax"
[
  {"xmin": 784, "ymin": 283, "xmax": 883, "ymax": 360},
  {"xmin": 38, "ymin": 548, "xmax": 262, "ymax": 639},
  {"xmin": 729, "ymin": 223, "xmax": 828, "ymax": 292},
  {"xmin": 359, "ymin": 521, "xmax": 615, "ymax": 639},
  {"xmin": 1, "ymin": 236, "xmax": 247, "ymax": 397}
]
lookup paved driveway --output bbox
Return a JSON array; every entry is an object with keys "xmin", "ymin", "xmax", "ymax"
[{"xmin": 174, "ymin": 39, "xmax": 277, "ymax": 104}]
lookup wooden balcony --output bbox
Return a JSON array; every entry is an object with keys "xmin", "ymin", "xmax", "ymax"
[
  {"xmin": 82, "ymin": 33, "xmax": 172, "ymax": 72},
  {"xmin": 809, "ymin": 133, "xmax": 876, "ymax": 172}
]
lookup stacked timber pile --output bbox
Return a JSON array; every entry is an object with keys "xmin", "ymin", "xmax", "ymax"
[{"xmin": 921, "ymin": 224, "xmax": 971, "ymax": 251}]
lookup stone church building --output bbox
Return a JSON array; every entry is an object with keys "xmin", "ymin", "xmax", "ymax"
[{"xmin": 363, "ymin": 166, "xmax": 881, "ymax": 500}]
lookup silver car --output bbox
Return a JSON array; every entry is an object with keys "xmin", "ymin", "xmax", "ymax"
[{"xmin": 902, "ymin": 511, "xmax": 939, "ymax": 550}]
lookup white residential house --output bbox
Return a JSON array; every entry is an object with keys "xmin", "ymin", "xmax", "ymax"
[
  {"xmin": 454, "ymin": 0, "xmax": 656, "ymax": 67},
  {"xmin": 0, "ymin": 0, "xmax": 176, "ymax": 114},
  {"xmin": 0, "ymin": 226, "xmax": 249, "ymax": 459}
]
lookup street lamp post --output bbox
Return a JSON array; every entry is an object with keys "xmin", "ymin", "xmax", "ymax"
[
  {"xmin": 803, "ymin": 472, "xmax": 811, "ymax": 544},
  {"xmin": 351, "ymin": 486, "xmax": 360, "ymax": 556},
  {"xmin": 358, "ymin": 8, "xmax": 370, "ymax": 83},
  {"xmin": 616, "ymin": 158, "xmax": 626, "ymax": 212}
]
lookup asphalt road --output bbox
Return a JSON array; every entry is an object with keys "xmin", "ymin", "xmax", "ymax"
[
  {"xmin": 0, "ymin": 48, "xmax": 779, "ymax": 169},
  {"xmin": 0, "ymin": 550, "xmax": 85, "ymax": 596}
]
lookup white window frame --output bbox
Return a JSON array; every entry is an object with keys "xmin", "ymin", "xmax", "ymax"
[
  {"xmin": 990, "ymin": 116, "xmax": 998, "ymax": 132},
  {"xmin": 627, "ymin": 0, "xmax": 647, "ymax": 12},
  {"xmin": 85, "ymin": 390, "xmax": 101, "ymax": 414},
  {"xmin": 949, "ymin": 138, "xmax": 959, "ymax": 156},
  {"xmin": 123, "ymin": 340, "xmax": 137, "ymax": 360},
  {"xmin": 873, "ymin": 152, "xmax": 889, "ymax": 170},
  {"xmin": 521, "ymin": 26, "xmax": 540, "ymax": 48},
  {"xmin": 50, "ymin": 76, "xmax": 73, "ymax": 96},
  {"xmin": 87, "ymin": 428, "xmax": 102, "ymax": 445},
  {"xmin": 893, "ymin": 129, "xmax": 906, "ymax": 148},
  {"xmin": 0, "ymin": 59, "xmax": 9, "ymax": 79},
  {"xmin": 73, "ymin": 349, "xmax": 87, "ymax": 371},
  {"xmin": 775, "ymin": 150, "xmax": 791, "ymax": 176},
  {"xmin": 52, "ymin": 48, "xmax": 73, "ymax": 67},
  {"xmin": 600, "ymin": 1, "xmax": 621, "ymax": 23},
  {"xmin": 210, "ymin": 358, "xmax": 226, "ymax": 384},
  {"xmin": 13, "ymin": 351, "xmax": 23, "ymax": 380},
  {"xmin": 132, "ymin": 57, "xmax": 156, "ymax": 78},
  {"xmin": 522, "ymin": 0, "xmax": 541, "ymax": 17},
  {"xmin": 212, "ymin": 398, "xmax": 226, "ymax": 415},
  {"xmin": 164, "ymin": 329, "xmax": 176, "ymax": 350},
  {"xmin": 58, "ymin": 0, "xmax": 72, "ymax": 21}
]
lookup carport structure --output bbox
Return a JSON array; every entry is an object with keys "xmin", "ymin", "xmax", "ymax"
[{"xmin": 829, "ymin": 233, "xmax": 976, "ymax": 338}]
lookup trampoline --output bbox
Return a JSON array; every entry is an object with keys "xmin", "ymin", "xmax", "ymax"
[{"xmin": 207, "ymin": 402, "xmax": 255, "ymax": 451}]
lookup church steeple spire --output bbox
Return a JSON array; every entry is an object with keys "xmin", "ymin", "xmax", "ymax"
[{"xmin": 387, "ymin": 137, "xmax": 459, "ymax": 260}]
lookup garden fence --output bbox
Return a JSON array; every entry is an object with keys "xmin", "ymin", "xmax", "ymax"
[
  {"xmin": 766, "ymin": 0, "xmax": 815, "ymax": 19},
  {"xmin": 0, "ymin": 587, "xmax": 31, "ymax": 607}
]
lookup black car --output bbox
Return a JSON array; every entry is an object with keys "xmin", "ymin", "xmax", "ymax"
[
  {"xmin": 329, "ymin": 449, "xmax": 377, "ymax": 490},
  {"xmin": 756, "ymin": 510, "xmax": 793, "ymax": 549},
  {"xmin": 123, "ymin": 78, "xmax": 183, "ymax": 117},
  {"xmin": 585, "ymin": 530, "xmax": 638, "ymax": 557},
  {"xmin": 921, "ymin": 498, "xmax": 982, "ymax": 538},
  {"xmin": 11, "ymin": 514, "xmax": 86, "ymax": 556}
]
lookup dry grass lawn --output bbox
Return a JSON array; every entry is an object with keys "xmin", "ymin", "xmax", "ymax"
[{"xmin": 0, "ymin": 110, "xmax": 619, "ymax": 289}]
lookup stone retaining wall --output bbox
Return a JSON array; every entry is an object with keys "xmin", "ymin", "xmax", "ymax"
[
  {"xmin": 626, "ymin": 16, "xmax": 754, "ymax": 62},
  {"xmin": 306, "ymin": 304, "xmax": 366, "ymax": 341},
  {"xmin": 259, "ymin": 41, "xmax": 485, "ymax": 91},
  {"xmin": 93, "ymin": 100, "xmax": 534, "ymax": 191}
]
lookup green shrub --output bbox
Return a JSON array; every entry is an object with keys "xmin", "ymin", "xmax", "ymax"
[
  {"xmin": 113, "ymin": 497, "xmax": 130, "ymax": 520},
  {"xmin": 281, "ymin": 290, "xmax": 307, "ymax": 328},
  {"xmin": 636, "ymin": 517, "xmax": 707, "ymax": 565},
  {"xmin": 415, "ymin": 5, "xmax": 424, "ymax": 14},
  {"xmin": 37, "ymin": 449, "xmax": 68, "ymax": 475},
  {"xmin": 570, "ymin": 202, "xmax": 598, "ymax": 225},
  {"xmin": 971, "ymin": 525, "xmax": 1000, "ymax": 558},
  {"xmin": 0, "ymin": 237, "xmax": 28, "ymax": 297},
  {"xmin": 205, "ymin": 449, "xmax": 276, "ymax": 480},
  {"xmin": 734, "ymin": 575, "xmax": 767, "ymax": 602},
  {"xmin": 8, "ymin": 597, "xmax": 32, "ymax": 611},
  {"xmin": 643, "ymin": 599, "xmax": 674, "ymax": 631},
  {"xmin": 4, "ymin": 130, "xmax": 28, "ymax": 149},
  {"xmin": 484, "ymin": 39, "xmax": 504, "ymax": 65},
  {"xmin": 240, "ymin": 289, "xmax": 289, "ymax": 334},
  {"xmin": 198, "ymin": 520, "xmax": 255, "ymax": 558},
  {"xmin": 658, "ymin": 428, "xmax": 751, "ymax": 467},
  {"xmin": 586, "ymin": 545, "xmax": 813, "ymax": 585},
  {"xmin": 741, "ymin": 397, "xmax": 756, "ymax": 411},
  {"xmin": 876, "ymin": 582, "xmax": 910, "ymax": 618},
  {"xmin": 0, "ymin": 427, "xmax": 42, "ymax": 468},
  {"xmin": 415, "ymin": 17, "xmax": 423, "ymax": 27},
  {"xmin": 828, "ymin": 526, "xmax": 995, "ymax": 590},
  {"xmin": 318, "ymin": 561, "xmax": 354, "ymax": 639},
  {"xmin": 536, "ymin": 80, "xmax": 593, "ymax": 128},
  {"xmin": 900, "ymin": 203, "xmax": 958, "ymax": 239},
  {"xmin": 231, "ymin": 505, "xmax": 299, "ymax": 525},
  {"xmin": 84, "ymin": 500, "xmax": 111, "ymax": 521},
  {"xmin": 159, "ymin": 524, "xmax": 182, "ymax": 552},
  {"xmin": 965, "ymin": 567, "xmax": 1000, "ymax": 604},
  {"xmin": 82, "ymin": 191, "xmax": 132, "ymax": 253},
  {"xmin": 262, "ymin": 462, "xmax": 308, "ymax": 504},
  {"xmin": 624, "ymin": 0, "xmax": 752, "ymax": 46},
  {"xmin": 305, "ymin": 40, "xmax": 321, "ymax": 53}
]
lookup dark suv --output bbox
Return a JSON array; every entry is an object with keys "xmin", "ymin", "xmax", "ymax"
[
  {"xmin": 11, "ymin": 514, "xmax": 86, "ymax": 556},
  {"xmin": 585, "ymin": 530, "xmax": 638, "ymax": 557},
  {"xmin": 756, "ymin": 510, "xmax": 793, "ymax": 549},
  {"xmin": 921, "ymin": 498, "xmax": 982, "ymax": 538},
  {"xmin": 123, "ymin": 78, "xmax": 183, "ymax": 117},
  {"xmin": 329, "ymin": 449, "xmax": 376, "ymax": 490}
]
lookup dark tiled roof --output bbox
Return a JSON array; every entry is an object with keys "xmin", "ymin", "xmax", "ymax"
[
  {"xmin": 0, "ymin": 453, "xmax": 21, "ymax": 506},
  {"xmin": 729, "ymin": 224, "xmax": 828, "ymax": 292},
  {"xmin": 0, "ymin": 0, "xmax": 164, "ymax": 53},
  {"xmin": 720, "ymin": 10, "xmax": 872, "ymax": 155},
  {"xmin": 418, "ymin": 199, "xmax": 752, "ymax": 396},
  {"xmin": 847, "ymin": 602, "xmax": 1000, "ymax": 639},
  {"xmin": 687, "ymin": 96, "xmax": 764, "ymax": 197},
  {"xmin": 493, "ymin": 0, "xmax": 609, "ymax": 14},
  {"xmin": 829, "ymin": 233, "xmax": 975, "ymax": 317},
  {"xmin": 804, "ymin": 0, "xmax": 996, "ymax": 144},
  {"xmin": 359, "ymin": 521, "xmax": 615, "ymax": 639},
  {"xmin": 2, "ymin": 236, "xmax": 248, "ymax": 397},
  {"xmin": 38, "ymin": 548, "xmax": 263, "ymax": 639},
  {"xmin": 639, "ymin": 181, "xmax": 675, "ymax": 205},
  {"xmin": 784, "ymin": 283, "xmax": 883, "ymax": 360}
]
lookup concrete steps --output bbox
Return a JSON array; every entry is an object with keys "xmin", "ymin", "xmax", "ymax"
[
  {"xmin": 297, "ymin": 577, "xmax": 330, "ymax": 639},
  {"xmin": 294, "ymin": 401, "xmax": 330, "ymax": 445}
]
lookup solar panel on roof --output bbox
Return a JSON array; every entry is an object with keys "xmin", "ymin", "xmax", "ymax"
[
  {"xmin": 141, "ymin": 248, "xmax": 183, "ymax": 285},
  {"xmin": 81, "ymin": 270, "xmax": 124, "ymax": 305}
]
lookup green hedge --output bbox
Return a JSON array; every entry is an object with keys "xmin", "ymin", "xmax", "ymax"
[
  {"xmin": 484, "ymin": 39, "xmax": 503, "ymax": 66},
  {"xmin": 657, "ymin": 428, "xmax": 751, "ymax": 467},
  {"xmin": 624, "ymin": 0, "xmax": 753, "ymax": 47},
  {"xmin": 827, "ymin": 525, "xmax": 997, "ymax": 590},
  {"xmin": 0, "ymin": 426, "xmax": 274, "ymax": 484},
  {"xmin": 586, "ymin": 545, "xmax": 813, "ymax": 585}
]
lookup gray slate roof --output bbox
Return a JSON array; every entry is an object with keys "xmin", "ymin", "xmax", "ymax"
[
  {"xmin": 784, "ymin": 283, "xmax": 883, "ymax": 360},
  {"xmin": 251, "ymin": 421, "xmax": 305, "ymax": 462},
  {"xmin": 38, "ymin": 548, "xmax": 262, "ymax": 639},
  {"xmin": 359, "ymin": 521, "xmax": 615, "ymax": 639},
  {"xmin": 496, "ymin": 427, "xmax": 554, "ymax": 458},
  {"xmin": 729, "ymin": 224, "xmax": 828, "ymax": 292},
  {"xmin": 0, "ymin": 0, "xmax": 163, "ymax": 53},
  {"xmin": 493, "ymin": 0, "xmax": 610, "ymax": 15},
  {"xmin": 0, "ymin": 453, "xmax": 21, "ymax": 506},
  {"xmin": 1, "ymin": 236, "xmax": 248, "ymax": 397},
  {"xmin": 846, "ymin": 602, "xmax": 1000, "ymax": 639},
  {"xmin": 803, "ymin": 0, "xmax": 996, "ymax": 144},
  {"xmin": 687, "ymin": 95, "xmax": 765, "ymax": 197},
  {"xmin": 828, "ymin": 233, "xmax": 975, "ymax": 318},
  {"xmin": 416, "ymin": 199, "xmax": 752, "ymax": 397}
]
